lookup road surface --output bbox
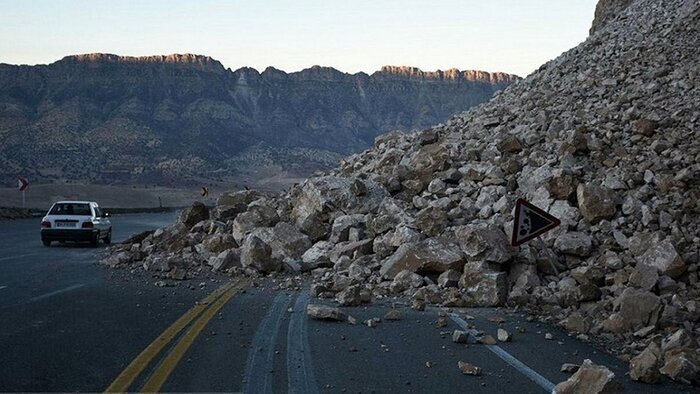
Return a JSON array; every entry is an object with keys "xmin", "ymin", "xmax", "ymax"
[{"xmin": 0, "ymin": 213, "xmax": 691, "ymax": 392}]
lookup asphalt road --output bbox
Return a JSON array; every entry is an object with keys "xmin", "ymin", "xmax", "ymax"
[{"xmin": 0, "ymin": 213, "xmax": 693, "ymax": 393}]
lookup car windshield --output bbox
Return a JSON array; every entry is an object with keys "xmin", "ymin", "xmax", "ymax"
[{"xmin": 49, "ymin": 203, "xmax": 92, "ymax": 216}]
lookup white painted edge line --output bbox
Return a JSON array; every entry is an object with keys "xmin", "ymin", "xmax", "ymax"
[
  {"xmin": 0, "ymin": 286, "xmax": 7, "ymax": 290},
  {"xmin": 0, "ymin": 253, "xmax": 41, "ymax": 262},
  {"xmin": 29, "ymin": 283, "xmax": 86, "ymax": 303},
  {"xmin": 287, "ymin": 292, "xmax": 319, "ymax": 394},
  {"xmin": 243, "ymin": 292, "xmax": 294, "ymax": 394},
  {"xmin": 449, "ymin": 314, "xmax": 556, "ymax": 393}
]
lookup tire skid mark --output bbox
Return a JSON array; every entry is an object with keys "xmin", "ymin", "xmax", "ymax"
[
  {"xmin": 286, "ymin": 292, "xmax": 318, "ymax": 394},
  {"xmin": 243, "ymin": 292, "xmax": 294, "ymax": 394}
]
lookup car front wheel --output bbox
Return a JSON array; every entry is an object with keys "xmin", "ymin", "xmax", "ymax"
[{"xmin": 104, "ymin": 229, "xmax": 112, "ymax": 245}]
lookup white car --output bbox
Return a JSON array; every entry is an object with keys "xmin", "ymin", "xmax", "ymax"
[{"xmin": 40, "ymin": 201, "xmax": 112, "ymax": 247}]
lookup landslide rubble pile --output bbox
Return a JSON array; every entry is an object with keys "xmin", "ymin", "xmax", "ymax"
[{"xmin": 104, "ymin": 0, "xmax": 700, "ymax": 386}]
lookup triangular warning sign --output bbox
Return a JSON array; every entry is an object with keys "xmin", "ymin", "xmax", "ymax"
[{"xmin": 511, "ymin": 199, "xmax": 561, "ymax": 246}]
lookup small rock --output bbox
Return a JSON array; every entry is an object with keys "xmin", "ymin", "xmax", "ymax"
[
  {"xmin": 384, "ymin": 309, "xmax": 401, "ymax": 321},
  {"xmin": 545, "ymin": 333, "xmax": 554, "ymax": 340},
  {"xmin": 458, "ymin": 361, "xmax": 482, "ymax": 376},
  {"xmin": 435, "ymin": 316, "xmax": 448, "ymax": 328},
  {"xmin": 497, "ymin": 328, "xmax": 512, "ymax": 342},
  {"xmin": 307, "ymin": 304, "xmax": 347, "ymax": 321},
  {"xmin": 412, "ymin": 299, "xmax": 426, "ymax": 311},
  {"xmin": 452, "ymin": 330, "xmax": 468, "ymax": 344}
]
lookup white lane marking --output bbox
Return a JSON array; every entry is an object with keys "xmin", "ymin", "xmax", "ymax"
[
  {"xmin": 450, "ymin": 314, "xmax": 555, "ymax": 392},
  {"xmin": 0, "ymin": 286, "xmax": 7, "ymax": 290},
  {"xmin": 243, "ymin": 292, "xmax": 294, "ymax": 394},
  {"xmin": 29, "ymin": 283, "xmax": 85, "ymax": 303},
  {"xmin": 0, "ymin": 253, "xmax": 41, "ymax": 262},
  {"xmin": 287, "ymin": 292, "xmax": 319, "ymax": 394}
]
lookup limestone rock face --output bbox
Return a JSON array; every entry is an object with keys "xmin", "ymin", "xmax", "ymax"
[
  {"xmin": 590, "ymin": 0, "xmax": 633, "ymax": 34},
  {"xmin": 0, "ymin": 56, "xmax": 521, "ymax": 187}
]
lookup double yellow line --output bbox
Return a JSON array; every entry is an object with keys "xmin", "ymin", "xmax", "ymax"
[{"xmin": 105, "ymin": 280, "xmax": 248, "ymax": 393}]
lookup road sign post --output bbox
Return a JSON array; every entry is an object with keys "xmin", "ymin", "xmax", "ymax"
[
  {"xmin": 511, "ymin": 199, "xmax": 562, "ymax": 275},
  {"xmin": 18, "ymin": 177, "xmax": 29, "ymax": 209}
]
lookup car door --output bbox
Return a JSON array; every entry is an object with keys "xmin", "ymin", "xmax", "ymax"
[{"xmin": 94, "ymin": 204, "xmax": 110, "ymax": 233}]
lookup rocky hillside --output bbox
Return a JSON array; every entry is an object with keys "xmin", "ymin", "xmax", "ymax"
[
  {"xmin": 104, "ymin": 0, "xmax": 700, "ymax": 388},
  {"xmin": 0, "ymin": 55, "xmax": 517, "ymax": 186}
]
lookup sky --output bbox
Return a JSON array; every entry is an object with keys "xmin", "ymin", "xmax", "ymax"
[{"xmin": 0, "ymin": 0, "xmax": 598, "ymax": 77}]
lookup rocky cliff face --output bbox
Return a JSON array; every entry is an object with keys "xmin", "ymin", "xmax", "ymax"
[
  {"xmin": 0, "ymin": 56, "xmax": 518, "ymax": 186},
  {"xmin": 106, "ymin": 0, "xmax": 700, "ymax": 387},
  {"xmin": 589, "ymin": 0, "xmax": 633, "ymax": 33}
]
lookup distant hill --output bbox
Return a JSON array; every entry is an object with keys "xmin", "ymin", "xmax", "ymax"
[{"xmin": 0, "ymin": 54, "xmax": 519, "ymax": 186}]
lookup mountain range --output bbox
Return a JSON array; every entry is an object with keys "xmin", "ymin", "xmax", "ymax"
[{"xmin": 0, "ymin": 54, "xmax": 519, "ymax": 187}]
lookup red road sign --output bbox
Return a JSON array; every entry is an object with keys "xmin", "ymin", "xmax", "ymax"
[
  {"xmin": 511, "ymin": 199, "xmax": 561, "ymax": 246},
  {"xmin": 18, "ymin": 177, "xmax": 29, "ymax": 192}
]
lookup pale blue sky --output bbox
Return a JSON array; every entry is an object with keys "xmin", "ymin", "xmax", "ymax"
[{"xmin": 0, "ymin": 0, "xmax": 598, "ymax": 77}]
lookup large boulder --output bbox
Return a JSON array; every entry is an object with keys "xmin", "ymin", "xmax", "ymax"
[
  {"xmin": 459, "ymin": 262, "xmax": 507, "ymax": 306},
  {"xmin": 553, "ymin": 359, "xmax": 621, "ymax": 393},
  {"xmin": 414, "ymin": 207, "xmax": 448, "ymax": 236},
  {"xmin": 240, "ymin": 235, "xmax": 277, "ymax": 273},
  {"xmin": 328, "ymin": 239, "xmax": 374, "ymax": 263},
  {"xmin": 613, "ymin": 288, "xmax": 662, "ymax": 330},
  {"xmin": 301, "ymin": 241, "xmax": 335, "ymax": 271},
  {"xmin": 660, "ymin": 349, "xmax": 700, "ymax": 385},
  {"xmin": 231, "ymin": 204, "xmax": 279, "ymax": 244},
  {"xmin": 202, "ymin": 234, "xmax": 236, "ymax": 254},
  {"xmin": 396, "ymin": 143, "xmax": 449, "ymax": 183},
  {"xmin": 454, "ymin": 225, "xmax": 514, "ymax": 264},
  {"xmin": 391, "ymin": 270, "xmax": 425, "ymax": 293},
  {"xmin": 576, "ymin": 184, "xmax": 616, "ymax": 223},
  {"xmin": 629, "ymin": 342, "xmax": 662, "ymax": 384},
  {"xmin": 178, "ymin": 202, "xmax": 209, "ymax": 229},
  {"xmin": 554, "ymin": 232, "xmax": 593, "ymax": 257},
  {"xmin": 292, "ymin": 176, "xmax": 387, "ymax": 218},
  {"xmin": 208, "ymin": 248, "xmax": 241, "ymax": 272},
  {"xmin": 637, "ymin": 238, "xmax": 686, "ymax": 279},
  {"xmin": 211, "ymin": 204, "xmax": 248, "ymax": 221},
  {"xmin": 330, "ymin": 214, "xmax": 366, "ymax": 243},
  {"xmin": 217, "ymin": 189, "xmax": 263, "ymax": 207},
  {"xmin": 380, "ymin": 238, "xmax": 464, "ymax": 279},
  {"xmin": 248, "ymin": 222, "xmax": 312, "ymax": 269}
]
